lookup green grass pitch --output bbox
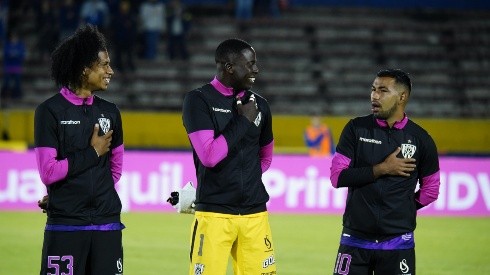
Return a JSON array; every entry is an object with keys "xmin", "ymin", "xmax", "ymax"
[{"xmin": 0, "ymin": 212, "xmax": 488, "ymax": 274}]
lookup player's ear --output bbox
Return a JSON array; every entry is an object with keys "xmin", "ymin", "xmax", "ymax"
[
  {"xmin": 225, "ymin": 62, "xmax": 233, "ymax": 73},
  {"xmin": 400, "ymin": 91, "xmax": 407, "ymax": 103}
]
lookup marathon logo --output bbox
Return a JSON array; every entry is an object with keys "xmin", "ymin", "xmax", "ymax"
[
  {"xmin": 212, "ymin": 107, "xmax": 231, "ymax": 113},
  {"xmin": 359, "ymin": 137, "xmax": 382, "ymax": 144},
  {"xmin": 60, "ymin": 120, "xmax": 81, "ymax": 125}
]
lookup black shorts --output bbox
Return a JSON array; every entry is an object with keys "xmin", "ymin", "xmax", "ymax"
[
  {"xmin": 333, "ymin": 244, "xmax": 415, "ymax": 275},
  {"xmin": 40, "ymin": 230, "xmax": 123, "ymax": 275}
]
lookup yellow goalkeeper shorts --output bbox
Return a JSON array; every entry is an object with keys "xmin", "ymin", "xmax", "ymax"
[{"xmin": 188, "ymin": 211, "xmax": 277, "ymax": 275}]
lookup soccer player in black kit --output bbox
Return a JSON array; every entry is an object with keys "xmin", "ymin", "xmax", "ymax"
[
  {"xmin": 182, "ymin": 38, "xmax": 277, "ymax": 275},
  {"xmin": 34, "ymin": 25, "xmax": 125, "ymax": 274},
  {"xmin": 330, "ymin": 69, "xmax": 441, "ymax": 275}
]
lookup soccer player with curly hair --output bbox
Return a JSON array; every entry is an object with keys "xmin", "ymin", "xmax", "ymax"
[{"xmin": 34, "ymin": 24, "xmax": 125, "ymax": 274}]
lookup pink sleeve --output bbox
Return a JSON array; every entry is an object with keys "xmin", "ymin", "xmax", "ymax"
[
  {"xmin": 111, "ymin": 144, "xmax": 124, "ymax": 184},
  {"xmin": 188, "ymin": 130, "xmax": 228, "ymax": 167},
  {"xmin": 34, "ymin": 147, "xmax": 69, "ymax": 185},
  {"xmin": 260, "ymin": 140, "xmax": 274, "ymax": 173},
  {"xmin": 415, "ymin": 170, "xmax": 440, "ymax": 207},
  {"xmin": 329, "ymin": 152, "xmax": 351, "ymax": 188}
]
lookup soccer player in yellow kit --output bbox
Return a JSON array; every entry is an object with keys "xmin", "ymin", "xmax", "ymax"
[{"xmin": 182, "ymin": 38, "xmax": 276, "ymax": 275}]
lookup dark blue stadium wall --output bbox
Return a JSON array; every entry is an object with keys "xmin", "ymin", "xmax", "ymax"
[
  {"xmin": 182, "ymin": 0, "xmax": 490, "ymax": 9},
  {"xmin": 288, "ymin": 0, "xmax": 490, "ymax": 9}
]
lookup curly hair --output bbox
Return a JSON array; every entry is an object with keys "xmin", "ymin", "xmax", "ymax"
[{"xmin": 51, "ymin": 24, "xmax": 108, "ymax": 90}]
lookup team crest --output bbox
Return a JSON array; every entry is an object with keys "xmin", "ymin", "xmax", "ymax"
[
  {"xmin": 401, "ymin": 143, "xmax": 416, "ymax": 159},
  {"xmin": 98, "ymin": 118, "xmax": 111, "ymax": 134},
  {"xmin": 194, "ymin": 263, "xmax": 205, "ymax": 275}
]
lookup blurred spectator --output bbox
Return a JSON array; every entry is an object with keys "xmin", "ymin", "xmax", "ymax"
[
  {"xmin": 36, "ymin": 0, "xmax": 60, "ymax": 61},
  {"xmin": 6, "ymin": 1, "xmax": 29, "ymax": 44},
  {"xmin": 166, "ymin": 0, "xmax": 191, "ymax": 61},
  {"xmin": 105, "ymin": 0, "xmax": 121, "ymax": 11},
  {"xmin": 113, "ymin": 0, "xmax": 136, "ymax": 73},
  {"xmin": 1, "ymin": 31, "xmax": 26, "ymax": 104},
  {"xmin": 269, "ymin": 0, "xmax": 282, "ymax": 18},
  {"xmin": 139, "ymin": 0, "xmax": 166, "ymax": 60},
  {"xmin": 254, "ymin": 0, "xmax": 281, "ymax": 18},
  {"xmin": 235, "ymin": 0, "xmax": 254, "ymax": 21},
  {"xmin": 304, "ymin": 114, "xmax": 335, "ymax": 157},
  {"xmin": 80, "ymin": 0, "xmax": 110, "ymax": 34},
  {"xmin": 0, "ymin": 0, "xmax": 8, "ymax": 47},
  {"xmin": 59, "ymin": 0, "xmax": 80, "ymax": 41}
]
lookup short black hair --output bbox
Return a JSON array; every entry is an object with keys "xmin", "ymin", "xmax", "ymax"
[
  {"xmin": 377, "ymin": 69, "xmax": 412, "ymax": 95},
  {"xmin": 51, "ymin": 24, "xmax": 108, "ymax": 90},
  {"xmin": 215, "ymin": 38, "xmax": 253, "ymax": 63}
]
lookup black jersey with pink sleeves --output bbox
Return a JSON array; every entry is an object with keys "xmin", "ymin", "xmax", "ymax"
[
  {"xmin": 330, "ymin": 114, "xmax": 440, "ymax": 240},
  {"xmin": 34, "ymin": 87, "xmax": 124, "ymax": 226},
  {"xmin": 182, "ymin": 81, "xmax": 274, "ymax": 215}
]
